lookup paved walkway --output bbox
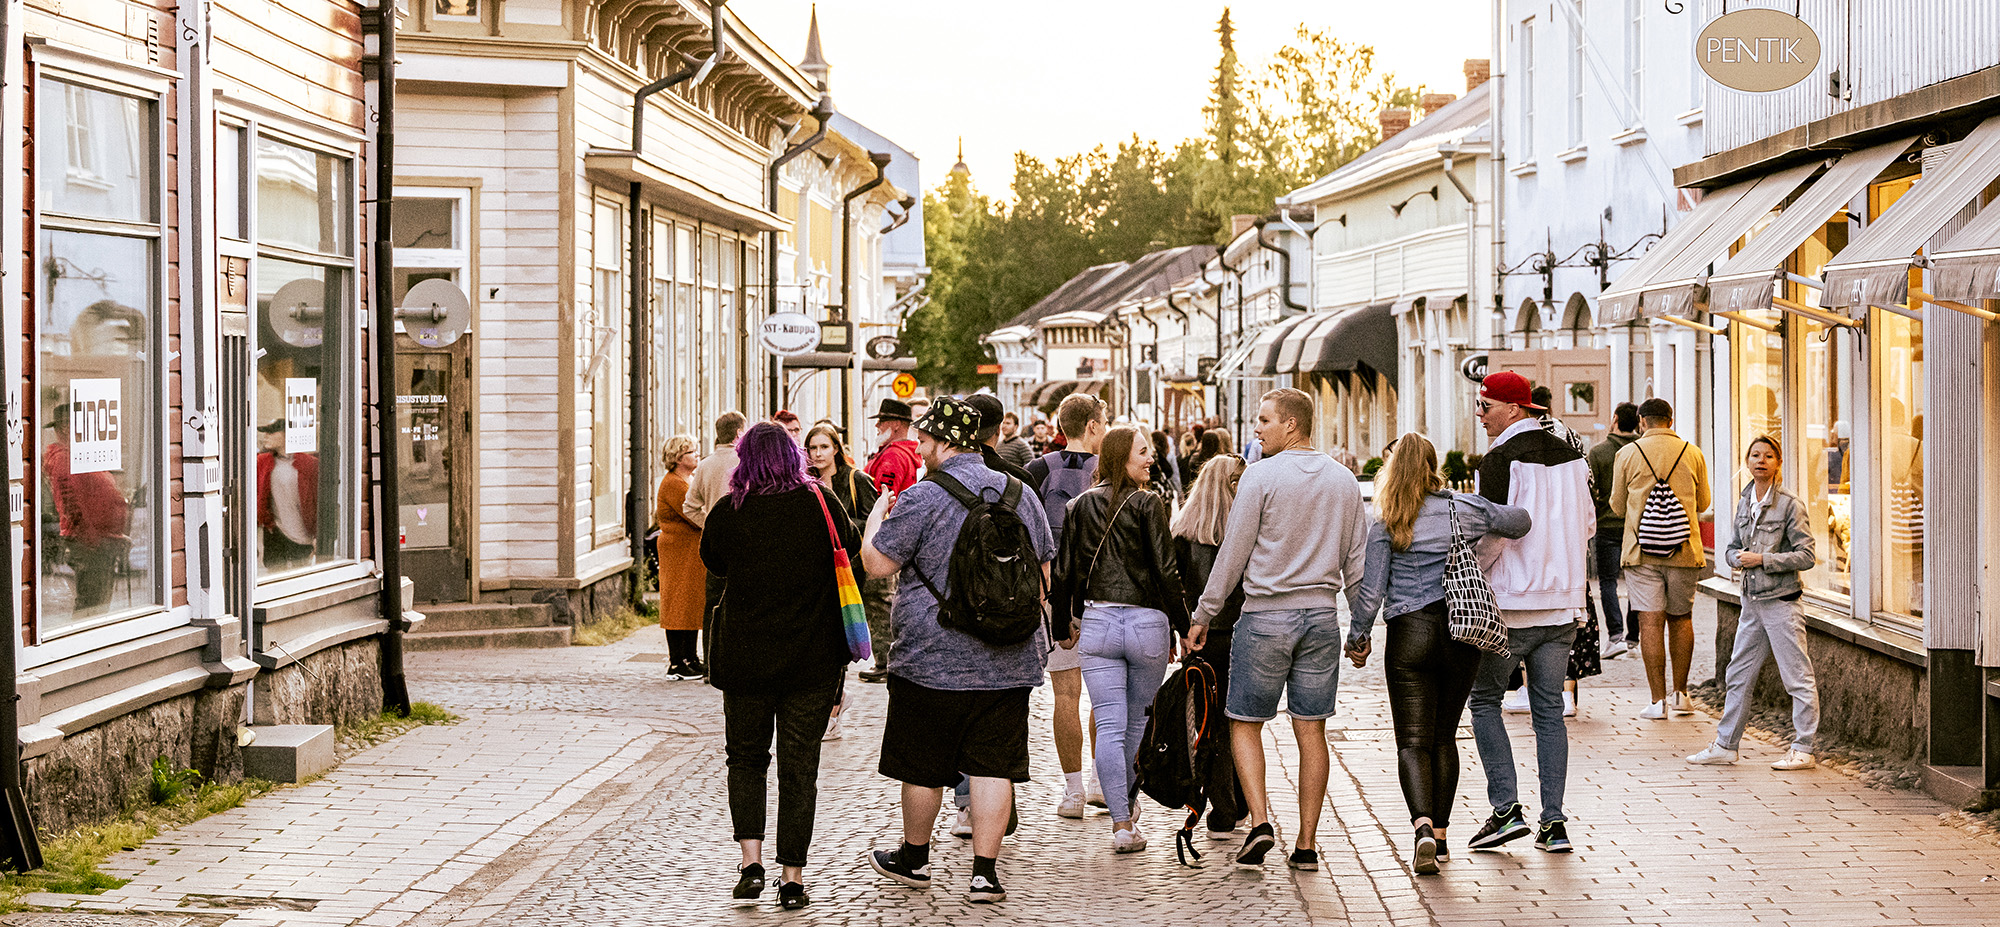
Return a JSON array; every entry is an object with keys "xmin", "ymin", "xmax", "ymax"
[{"xmin": 28, "ymin": 600, "xmax": 2000, "ymax": 925}]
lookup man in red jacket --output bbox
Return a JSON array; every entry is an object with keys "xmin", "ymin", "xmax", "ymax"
[
  {"xmin": 865, "ymin": 399, "xmax": 921, "ymax": 496},
  {"xmin": 257, "ymin": 419, "xmax": 320, "ymax": 571},
  {"xmin": 43, "ymin": 403, "xmax": 131, "ymax": 613}
]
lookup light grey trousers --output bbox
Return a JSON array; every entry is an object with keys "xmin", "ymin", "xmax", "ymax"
[{"xmin": 1715, "ymin": 595, "xmax": 1819, "ymax": 753}]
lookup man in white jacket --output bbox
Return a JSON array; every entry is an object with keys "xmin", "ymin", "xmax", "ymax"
[{"xmin": 1464, "ymin": 371, "xmax": 1593, "ymax": 855}]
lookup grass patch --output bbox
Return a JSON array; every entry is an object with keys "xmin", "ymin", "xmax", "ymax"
[
  {"xmin": 0, "ymin": 772, "xmax": 276, "ymax": 913},
  {"xmin": 336, "ymin": 702, "xmax": 460, "ymax": 760},
  {"xmin": 571, "ymin": 604, "xmax": 658, "ymax": 647}
]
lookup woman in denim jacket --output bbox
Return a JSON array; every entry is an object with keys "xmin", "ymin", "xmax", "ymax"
[
  {"xmin": 1688, "ymin": 435, "xmax": 1819, "ymax": 771},
  {"xmin": 1346, "ymin": 433, "xmax": 1530, "ymax": 875}
]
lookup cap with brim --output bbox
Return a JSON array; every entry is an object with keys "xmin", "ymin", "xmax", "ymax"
[
  {"xmin": 1479, "ymin": 371, "xmax": 1545, "ymax": 411},
  {"xmin": 913, "ymin": 397, "xmax": 982, "ymax": 449}
]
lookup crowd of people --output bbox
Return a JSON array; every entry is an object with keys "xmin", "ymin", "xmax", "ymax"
[{"xmin": 647, "ymin": 371, "xmax": 1824, "ymax": 910}]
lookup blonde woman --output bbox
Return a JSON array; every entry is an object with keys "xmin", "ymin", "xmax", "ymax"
[
  {"xmin": 655, "ymin": 435, "xmax": 705, "ymax": 679},
  {"xmin": 1345, "ymin": 433, "xmax": 1529, "ymax": 875},
  {"xmin": 1169, "ymin": 453, "xmax": 1249, "ymax": 841}
]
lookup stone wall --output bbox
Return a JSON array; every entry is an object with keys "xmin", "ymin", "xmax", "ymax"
[
  {"xmin": 254, "ymin": 637, "xmax": 385, "ymax": 729},
  {"xmin": 24, "ymin": 685, "xmax": 248, "ymax": 835},
  {"xmin": 1712, "ymin": 599, "xmax": 1928, "ymax": 762}
]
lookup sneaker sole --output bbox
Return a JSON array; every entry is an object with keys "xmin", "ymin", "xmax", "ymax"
[
  {"xmin": 1286, "ymin": 856, "xmax": 1319, "ymax": 871},
  {"xmin": 1057, "ymin": 808, "xmax": 1085, "ymax": 819},
  {"xmin": 1235, "ymin": 832, "xmax": 1276, "ymax": 869},
  {"xmin": 968, "ymin": 890, "xmax": 1007, "ymax": 903},
  {"xmin": 731, "ymin": 896, "xmax": 762, "ymax": 908},
  {"xmin": 1414, "ymin": 838, "xmax": 1439, "ymax": 875},
  {"xmin": 1688, "ymin": 755, "xmax": 1738, "ymax": 765},
  {"xmin": 1536, "ymin": 842, "xmax": 1573, "ymax": 853},
  {"xmin": 1469, "ymin": 825, "xmax": 1529, "ymax": 850},
  {"xmin": 1114, "ymin": 841, "xmax": 1147, "ymax": 854},
  {"xmin": 866, "ymin": 854, "xmax": 932, "ymax": 890}
]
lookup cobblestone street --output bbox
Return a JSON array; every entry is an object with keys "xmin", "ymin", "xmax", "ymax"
[{"xmin": 30, "ymin": 601, "xmax": 2000, "ymax": 926}]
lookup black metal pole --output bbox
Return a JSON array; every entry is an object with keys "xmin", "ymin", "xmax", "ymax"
[
  {"xmin": 627, "ymin": 182, "xmax": 647, "ymax": 605},
  {"xmin": 1, "ymin": 0, "xmax": 43, "ymax": 871},
  {"xmin": 373, "ymin": 3, "xmax": 410, "ymax": 714}
]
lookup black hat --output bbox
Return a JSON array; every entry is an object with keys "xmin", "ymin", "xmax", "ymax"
[
  {"xmin": 871, "ymin": 398, "xmax": 913, "ymax": 422},
  {"xmin": 963, "ymin": 393, "xmax": 1004, "ymax": 430},
  {"xmin": 258, "ymin": 419, "xmax": 286, "ymax": 433},
  {"xmin": 914, "ymin": 397, "xmax": 982, "ymax": 449}
]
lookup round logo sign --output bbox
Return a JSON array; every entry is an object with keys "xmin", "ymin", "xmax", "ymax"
[
  {"xmin": 867, "ymin": 335, "xmax": 901, "ymax": 360},
  {"xmin": 1697, "ymin": 9, "xmax": 1821, "ymax": 93},
  {"xmin": 1460, "ymin": 354, "xmax": 1489, "ymax": 384},
  {"xmin": 891, "ymin": 372, "xmax": 917, "ymax": 399},
  {"xmin": 758, "ymin": 312, "xmax": 821, "ymax": 357}
]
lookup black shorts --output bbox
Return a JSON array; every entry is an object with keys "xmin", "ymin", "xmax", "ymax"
[{"xmin": 878, "ymin": 675, "xmax": 1033, "ymax": 788}]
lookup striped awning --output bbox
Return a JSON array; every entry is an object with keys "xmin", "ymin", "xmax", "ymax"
[
  {"xmin": 1599, "ymin": 160, "xmax": 1822, "ymax": 324},
  {"xmin": 1822, "ymin": 114, "xmax": 2000, "ymax": 314},
  {"xmin": 1706, "ymin": 138, "xmax": 1913, "ymax": 314}
]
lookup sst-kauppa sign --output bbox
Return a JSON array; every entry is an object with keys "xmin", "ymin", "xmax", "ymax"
[
  {"xmin": 1697, "ymin": 8, "xmax": 1821, "ymax": 93},
  {"xmin": 68, "ymin": 378, "xmax": 122, "ymax": 474}
]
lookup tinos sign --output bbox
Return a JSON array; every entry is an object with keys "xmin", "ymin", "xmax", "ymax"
[{"xmin": 1697, "ymin": 8, "xmax": 1821, "ymax": 93}]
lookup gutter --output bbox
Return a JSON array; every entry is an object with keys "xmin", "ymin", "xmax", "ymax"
[
  {"xmin": 767, "ymin": 95, "xmax": 837, "ymax": 415},
  {"xmin": 880, "ymin": 195, "xmax": 916, "ymax": 235},
  {"xmin": 625, "ymin": 0, "xmax": 729, "ymax": 600},
  {"xmin": 1255, "ymin": 219, "xmax": 1309, "ymax": 313},
  {"xmin": 1437, "ymin": 142, "xmax": 1479, "ymax": 337}
]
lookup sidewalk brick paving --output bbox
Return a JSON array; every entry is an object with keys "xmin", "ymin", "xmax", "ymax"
[{"xmin": 30, "ymin": 600, "xmax": 2000, "ymax": 925}]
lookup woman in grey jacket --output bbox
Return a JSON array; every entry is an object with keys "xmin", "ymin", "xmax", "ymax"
[
  {"xmin": 1688, "ymin": 435, "xmax": 1819, "ymax": 771},
  {"xmin": 1347, "ymin": 433, "xmax": 1530, "ymax": 875}
]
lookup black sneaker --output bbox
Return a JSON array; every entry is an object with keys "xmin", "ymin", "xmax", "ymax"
[
  {"xmin": 777, "ymin": 880, "xmax": 810, "ymax": 910},
  {"xmin": 1286, "ymin": 847, "xmax": 1319, "ymax": 871},
  {"xmin": 868, "ymin": 847, "xmax": 932, "ymax": 889},
  {"xmin": 1535, "ymin": 819, "xmax": 1572, "ymax": 853},
  {"xmin": 1235, "ymin": 822, "xmax": 1276, "ymax": 869},
  {"xmin": 1435, "ymin": 838, "xmax": 1450, "ymax": 863},
  {"xmin": 1468, "ymin": 803, "xmax": 1530, "ymax": 850},
  {"xmin": 967, "ymin": 873, "xmax": 1006, "ymax": 903},
  {"xmin": 1413, "ymin": 823, "xmax": 1439, "ymax": 875},
  {"xmin": 732, "ymin": 863, "xmax": 766, "ymax": 906}
]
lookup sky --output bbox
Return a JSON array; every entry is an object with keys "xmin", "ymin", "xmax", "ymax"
[{"xmin": 730, "ymin": 1, "xmax": 1494, "ymax": 199}]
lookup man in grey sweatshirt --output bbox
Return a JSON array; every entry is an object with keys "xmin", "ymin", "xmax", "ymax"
[{"xmin": 1186, "ymin": 388, "xmax": 1370, "ymax": 874}]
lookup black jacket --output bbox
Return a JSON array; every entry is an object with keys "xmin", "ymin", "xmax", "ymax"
[
  {"xmin": 699, "ymin": 486, "xmax": 859, "ymax": 693},
  {"xmin": 1175, "ymin": 537, "xmax": 1243, "ymax": 635},
  {"xmin": 1051, "ymin": 487, "xmax": 1189, "ymax": 639},
  {"xmin": 823, "ymin": 462, "xmax": 879, "ymax": 536}
]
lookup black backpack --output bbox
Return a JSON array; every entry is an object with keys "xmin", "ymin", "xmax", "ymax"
[
  {"xmin": 1135, "ymin": 654, "xmax": 1239, "ymax": 867},
  {"xmin": 909, "ymin": 471, "xmax": 1046, "ymax": 646}
]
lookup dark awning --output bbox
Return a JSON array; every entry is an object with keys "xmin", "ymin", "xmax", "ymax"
[
  {"xmin": 1822, "ymin": 114, "xmax": 2000, "ymax": 314},
  {"xmin": 1275, "ymin": 313, "xmax": 1341, "ymax": 374},
  {"xmin": 1307, "ymin": 303, "xmax": 1398, "ymax": 383},
  {"xmin": 1706, "ymin": 138, "xmax": 1914, "ymax": 314}
]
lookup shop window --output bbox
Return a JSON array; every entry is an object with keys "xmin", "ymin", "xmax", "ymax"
[
  {"xmin": 1873, "ymin": 308, "xmax": 1924, "ymax": 622},
  {"xmin": 675, "ymin": 226, "xmax": 697, "ymax": 440},
  {"xmin": 34, "ymin": 80, "xmax": 165, "ymax": 635},
  {"xmin": 589, "ymin": 198, "xmax": 626, "ymax": 542},
  {"xmin": 253, "ymin": 135, "xmax": 355, "ymax": 579},
  {"xmin": 1731, "ymin": 314, "xmax": 1784, "ymax": 496},
  {"xmin": 1793, "ymin": 317, "xmax": 1854, "ymax": 600}
]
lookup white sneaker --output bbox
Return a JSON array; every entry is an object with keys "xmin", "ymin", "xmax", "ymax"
[
  {"xmin": 1208, "ymin": 826, "xmax": 1236, "ymax": 842},
  {"xmin": 1502, "ymin": 689, "xmax": 1531, "ymax": 713},
  {"xmin": 822, "ymin": 716, "xmax": 843, "ymax": 741},
  {"xmin": 1638, "ymin": 700, "xmax": 1667, "ymax": 720},
  {"xmin": 1085, "ymin": 778, "xmax": 1107, "ymax": 809},
  {"xmin": 1057, "ymin": 792, "xmax": 1086, "ymax": 819},
  {"xmin": 950, "ymin": 808, "xmax": 973, "ymax": 838},
  {"xmin": 1561, "ymin": 691, "xmax": 1577, "ymax": 718},
  {"xmin": 1671, "ymin": 691, "xmax": 1697, "ymax": 715},
  {"xmin": 1112, "ymin": 826, "xmax": 1147, "ymax": 854},
  {"xmin": 1603, "ymin": 640, "xmax": 1629, "ymax": 659},
  {"xmin": 1686, "ymin": 743, "xmax": 1739, "ymax": 765},
  {"xmin": 1772, "ymin": 749, "xmax": 1817, "ymax": 770}
]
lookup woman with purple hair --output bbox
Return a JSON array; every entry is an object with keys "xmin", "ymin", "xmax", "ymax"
[{"xmin": 700, "ymin": 422, "xmax": 861, "ymax": 910}]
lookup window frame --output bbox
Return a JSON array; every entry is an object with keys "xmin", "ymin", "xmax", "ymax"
[
  {"xmin": 1568, "ymin": 1, "xmax": 1587, "ymax": 148},
  {"xmin": 1520, "ymin": 17, "xmax": 1537, "ymax": 161},
  {"xmin": 587, "ymin": 191, "xmax": 628, "ymax": 548},
  {"xmin": 29, "ymin": 65, "xmax": 172, "ymax": 642}
]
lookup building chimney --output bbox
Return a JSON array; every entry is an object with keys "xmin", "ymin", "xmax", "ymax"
[
  {"xmin": 1379, "ymin": 106, "xmax": 1412, "ymax": 142},
  {"xmin": 1464, "ymin": 58, "xmax": 1491, "ymax": 92},
  {"xmin": 1419, "ymin": 93, "xmax": 1458, "ymax": 117},
  {"xmin": 1231, "ymin": 214, "xmax": 1261, "ymax": 240}
]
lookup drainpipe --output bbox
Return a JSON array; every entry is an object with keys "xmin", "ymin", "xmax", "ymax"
[
  {"xmin": 767, "ymin": 96, "xmax": 836, "ymax": 416},
  {"xmin": 838, "ymin": 151, "xmax": 892, "ymax": 428},
  {"xmin": 370, "ymin": 0, "xmax": 411, "ymax": 715},
  {"xmin": 0, "ymin": 0, "xmax": 44, "ymax": 875},
  {"xmin": 624, "ymin": 0, "xmax": 728, "ymax": 602},
  {"xmin": 1255, "ymin": 219, "xmax": 1308, "ymax": 314},
  {"xmin": 880, "ymin": 195, "xmax": 916, "ymax": 235},
  {"xmin": 1438, "ymin": 142, "xmax": 1479, "ymax": 352}
]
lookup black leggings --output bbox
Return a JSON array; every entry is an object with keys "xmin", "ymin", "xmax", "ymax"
[
  {"xmin": 1386, "ymin": 601, "xmax": 1481, "ymax": 830},
  {"xmin": 665, "ymin": 629, "xmax": 699, "ymax": 667}
]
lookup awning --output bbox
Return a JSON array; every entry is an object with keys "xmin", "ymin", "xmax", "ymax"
[
  {"xmin": 1599, "ymin": 160, "xmax": 1823, "ymax": 324},
  {"xmin": 1932, "ymin": 203, "xmax": 2000, "ymax": 301},
  {"xmin": 1309, "ymin": 302, "xmax": 1399, "ymax": 382},
  {"xmin": 1209, "ymin": 333, "xmax": 1261, "ymax": 382},
  {"xmin": 1275, "ymin": 313, "xmax": 1341, "ymax": 374},
  {"xmin": 1024, "ymin": 380, "xmax": 1078, "ymax": 407},
  {"xmin": 782, "ymin": 352, "xmax": 918, "ymax": 371},
  {"xmin": 1706, "ymin": 138, "xmax": 1915, "ymax": 314},
  {"xmin": 1247, "ymin": 315, "xmax": 1316, "ymax": 376},
  {"xmin": 1822, "ymin": 114, "xmax": 2000, "ymax": 313}
]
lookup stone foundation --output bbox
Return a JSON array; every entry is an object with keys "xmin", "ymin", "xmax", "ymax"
[
  {"xmin": 254, "ymin": 637, "xmax": 386, "ymax": 730},
  {"xmin": 24, "ymin": 685, "xmax": 248, "ymax": 835},
  {"xmin": 1712, "ymin": 597, "xmax": 1927, "ymax": 763}
]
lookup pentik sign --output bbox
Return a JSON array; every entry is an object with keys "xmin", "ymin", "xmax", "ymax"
[{"xmin": 1697, "ymin": 8, "xmax": 1821, "ymax": 93}]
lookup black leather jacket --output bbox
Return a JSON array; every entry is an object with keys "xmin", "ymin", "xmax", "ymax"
[
  {"xmin": 1174, "ymin": 537, "xmax": 1243, "ymax": 635},
  {"xmin": 1052, "ymin": 486, "xmax": 1189, "ymax": 639}
]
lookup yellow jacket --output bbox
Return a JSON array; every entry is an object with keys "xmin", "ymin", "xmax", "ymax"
[{"xmin": 1608, "ymin": 428, "xmax": 1711, "ymax": 568}]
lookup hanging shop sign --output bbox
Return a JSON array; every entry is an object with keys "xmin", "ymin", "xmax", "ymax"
[
  {"xmin": 891, "ymin": 372, "xmax": 917, "ymax": 399},
  {"xmin": 867, "ymin": 335, "xmax": 902, "ymax": 360},
  {"xmin": 1696, "ymin": 8, "xmax": 1821, "ymax": 93},
  {"xmin": 1460, "ymin": 354, "xmax": 1489, "ymax": 384},
  {"xmin": 759, "ymin": 312, "xmax": 821, "ymax": 356}
]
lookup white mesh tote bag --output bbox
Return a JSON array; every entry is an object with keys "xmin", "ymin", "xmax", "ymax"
[{"xmin": 1444, "ymin": 496, "xmax": 1510, "ymax": 656}]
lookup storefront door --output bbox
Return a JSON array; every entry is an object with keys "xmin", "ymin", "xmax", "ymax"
[
  {"xmin": 395, "ymin": 338, "xmax": 471, "ymax": 602},
  {"xmin": 1488, "ymin": 347, "xmax": 1614, "ymax": 439}
]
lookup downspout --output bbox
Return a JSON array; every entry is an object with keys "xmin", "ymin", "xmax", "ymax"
[
  {"xmin": 1438, "ymin": 144, "xmax": 1479, "ymax": 344},
  {"xmin": 369, "ymin": 1, "xmax": 411, "ymax": 713},
  {"xmin": 840, "ymin": 151, "xmax": 892, "ymax": 429},
  {"xmin": 0, "ymin": 0, "xmax": 44, "ymax": 874},
  {"xmin": 1490, "ymin": 0, "xmax": 1505, "ymax": 348},
  {"xmin": 767, "ymin": 96, "xmax": 836, "ymax": 416},
  {"xmin": 880, "ymin": 195, "xmax": 916, "ymax": 235},
  {"xmin": 625, "ymin": 0, "xmax": 728, "ymax": 599},
  {"xmin": 1255, "ymin": 219, "xmax": 1307, "ymax": 314}
]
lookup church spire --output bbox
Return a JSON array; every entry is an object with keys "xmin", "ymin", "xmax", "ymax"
[
  {"xmin": 799, "ymin": 5, "xmax": 830, "ymax": 92},
  {"xmin": 951, "ymin": 137, "xmax": 969, "ymax": 177}
]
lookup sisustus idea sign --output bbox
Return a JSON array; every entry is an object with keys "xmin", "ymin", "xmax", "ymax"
[{"xmin": 1697, "ymin": 8, "xmax": 1821, "ymax": 93}]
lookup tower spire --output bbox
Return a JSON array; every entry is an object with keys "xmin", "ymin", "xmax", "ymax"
[
  {"xmin": 951, "ymin": 136, "xmax": 969, "ymax": 177},
  {"xmin": 799, "ymin": 5, "xmax": 830, "ymax": 91}
]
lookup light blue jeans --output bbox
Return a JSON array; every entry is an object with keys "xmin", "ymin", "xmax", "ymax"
[
  {"xmin": 1716, "ymin": 595, "xmax": 1818, "ymax": 752},
  {"xmin": 1079, "ymin": 604, "xmax": 1174, "ymax": 823},
  {"xmin": 1468, "ymin": 621, "xmax": 1576, "ymax": 824}
]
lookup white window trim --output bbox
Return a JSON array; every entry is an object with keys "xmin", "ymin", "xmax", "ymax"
[{"xmin": 30, "ymin": 41, "xmax": 177, "ymax": 97}]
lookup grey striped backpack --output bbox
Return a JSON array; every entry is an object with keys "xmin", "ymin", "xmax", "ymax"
[{"xmin": 1633, "ymin": 443, "xmax": 1692, "ymax": 557}]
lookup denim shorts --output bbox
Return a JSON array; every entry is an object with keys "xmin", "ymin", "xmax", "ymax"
[{"xmin": 1226, "ymin": 607, "xmax": 1344, "ymax": 722}]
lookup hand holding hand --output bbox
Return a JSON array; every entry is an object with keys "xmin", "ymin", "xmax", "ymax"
[{"xmin": 1345, "ymin": 637, "xmax": 1372, "ymax": 668}]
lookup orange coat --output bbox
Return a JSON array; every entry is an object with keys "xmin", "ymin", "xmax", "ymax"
[{"xmin": 655, "ymin": 471, "xmax": 706, "ymax": 632}]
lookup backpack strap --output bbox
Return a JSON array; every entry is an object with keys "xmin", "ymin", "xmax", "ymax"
[{"xmin": 924, "ymin": 469, "xmax": 981, "ymax": 508}]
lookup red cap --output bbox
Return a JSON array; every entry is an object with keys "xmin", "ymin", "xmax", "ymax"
[{"xmin": 1479, "ymin": 371, "xmax": 1546, "ymax": 411}]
